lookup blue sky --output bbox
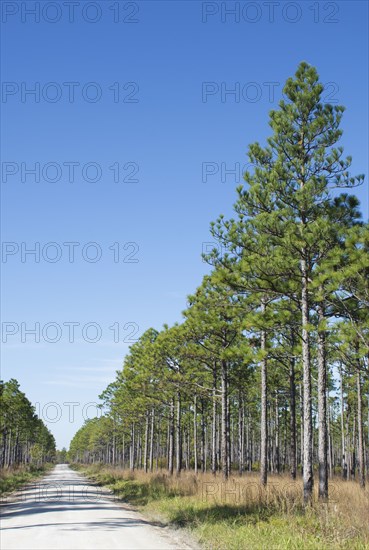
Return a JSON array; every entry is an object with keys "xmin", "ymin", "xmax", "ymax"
[{"xmin": 1, "ymin": 0, "xmax": 368, "ymax": 448}]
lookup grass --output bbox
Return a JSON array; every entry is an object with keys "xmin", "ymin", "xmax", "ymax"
[
  {"xmin": 0, "ymin": 463, "xmax": 54, "ymax": 496},
  {"xmin": 73, "ymin": 464, "xmax": 369, "ymax": 549}
]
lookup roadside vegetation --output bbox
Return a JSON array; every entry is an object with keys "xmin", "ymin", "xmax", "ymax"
[
  {"xmin": 74, "ymin": 464, "xmax": 369, "ymax": 549},
  {"xmin": 0, "ymin": 463, "xmax": 54, "ymax": 496}
]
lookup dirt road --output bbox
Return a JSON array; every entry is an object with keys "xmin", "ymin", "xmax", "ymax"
[{"xmin": 0, "ymin": 464, "xmax": 192, "ymax": 549}]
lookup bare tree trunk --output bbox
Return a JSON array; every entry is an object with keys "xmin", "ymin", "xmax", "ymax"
[
  {"xmin": 357, "ymin": 369, "xmax": 365, "ymax": 488},
  {"xmin": 112, "ymin": 429, "xmax": 116, "ymax": 466},
  {"xmin": 201, "ymin": 399, "xmax": 206, "ymax": 473},
  {"xmin": 317, "ymin": 299, "xmax": 328, "ymax": 499},
  {"xmin": 301, "ymin": 256, "xmax": 313, "ymax": 503},
  {"xmin": 340, "ymin": 364, "xmax": 347, "ymax": 479},
  {"xmin": 327, "ymin": 402, "xmax": 333, "ymax": 478},
  {"xmin": 6, "ymin": 430, "xmax": 12, "ymax": 467},
  {"xmin": 144, "ymin": 411, "xmax": 149, "ymax": 473},
  {"xmin": 347, "ymin": 412, "xmax": 352, "ymax": 480},
  {"xmin": 238, "ymin": 392, "xmax": 244, "ymax": 476},
  {"xmin": 275, "ymin": 395, "xmax": 280, "ymax": 473},
  {"xmin": 260, "ymin": 299, "xmax": 268, "ymax": 486},
  {"xmin": 226, "ymin": 392, "xmax": 231, "ymax": 476},
  {"xmin": 352, "ymin": 414, "xmax": 357, "ymax": 479},
  {"xmin": 299, "ymin": 384, "xmax": 304, "ymax": 476},
  {"xmin": 367, "ymin": 391, "xmax": 369, "ymax": 480},
  {"xmin": 212, "ymin": 366, "xmax": 217, "ymax": 475},
  {"xmin": 221, "ymin": 359, "xmax": 228, "ymax": 480},
  {"xmin": 168, "ymin": 398, "xmax": 174, "ymax": 475},
  {"xmin": 122, "ymin": 434, "xmax": 125, "ymax": 469},
  {"xmin": 137, "ymin": 428, "xmax": 142, "ymax": 468},
  {"xmin": 289, "ymin": 349, "xmax": 297, "ymax": 479},
  {"xmin": 130, "ymin": 423, "xmax": 135, "ymax": 471},
  {"xmin": 156, "ymin": 414, "xmax": 160, "ymax": 471},
  {"xmin": 242, "ymin": 405, "xmax": 246, "ymax": 471},
  {"xmin": 246, "ymin": 410, "xmax": 250, "ymax": 471},
  {"xmin": 1, "ymin": 430, "xmax": 7, "ymax": 469},
  {"xmin": 176, "ymin": 392, "xmax": 182, "ymax": 475},
  {"xmin": 283, "ymin": 406, "xmax": 288, "ymax": 472},
  {"xmin": 184, "ymin": 427, "xmax": 191, "ymax": 471},
  {"xmin": 193, "ymin": 395, "xmax": 198, "ymax": 474},
  {"xmin": 136, "ymin": 430, "xmax": 140, "ymax": 468},
  {"xmin": 149, "ymin": 408, "xmax": 155, "ymax": 472}
]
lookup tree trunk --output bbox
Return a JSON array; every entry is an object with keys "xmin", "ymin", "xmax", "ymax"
[
  {"xmin": 212, "ymin": 366, "xmax": 217, "ymax": 475},
  {"xmin": 149, "ymin": 408, "xmax": 155, "ymax": 472},
  {"xmin": 122, "ymin": 434, "xmax": 125, "ymax": 469},
  {"xmin": 130, "ymin": 423, "xmax": 135, "ymax": 471},
  {"xmin": 144, "ymin": 411, "xmax": 149, "ymax": 473},
  {"xmin": 176, "ymin": 392, "xmax": 182, "ymax": 475},
  {"xmin": 168, "ymin": 398, "xmax": 174, "ymax": 475},
  {"xmin": 340, "ymin": 364, "xmax": 347, "ymax": 479},
  {"xmin": 327, "ymin": 403, "xmax": 333, "ymax": 478},
  {"xmin": 238, "ymin": 392, "xmax": 244, "ymax": 475},
  {"xmin": 317, "ymin": 299, "xmax": 328, "ymax": 499},
  {"xmin": 201, "ymin": 399, "xmax": 206, "ymax": 473},
  {"xmin": 275, "ymin": 395, "xmax": 280, "ymax": 474},
  {"xmin": 156, "ymin": 414, "xmax": 160, "ymax": 471},
  {"xmin": 357, "ymin": 369, "xmax": 365, "ymax": 488},
  {"xmin": 226, "ymin": 392, "xmax": 231, "ymax": 476},
  {"xmin": 289, "ymin": 349, "xmax": 297, "ymax": 479},
  {"xmin": 260, "ymin": 299, "xmax": 268, "ymax": 486},
  {"xmin": 301, "ymin": 256, "xmax": 313, "ymax": 503},
  {"xmin": 352, "ymin": 414, "xmax": 356, "ymax": 478},
  {"xmin": 221, "ymin": 359, "xmax": 228, "ymax": 479},
  {"xmin": 193, "ymin": 395, "xmax": 198, "ymax": 474},
  {"xmin": 1, "ymin": 430, "xmax": 7, "ymax": 469}
]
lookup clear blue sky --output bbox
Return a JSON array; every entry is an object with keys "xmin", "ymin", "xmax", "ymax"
[{"xmin": 1, "ymin": 1, "xmax": 368, "ymax": 449}]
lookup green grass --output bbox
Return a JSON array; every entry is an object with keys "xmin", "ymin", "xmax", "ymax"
[
  {"xmin": 148, "ymin": 498, "xmax": 366, "ymax": 549},
  {"xmin": 0, "ymin": 464, "xmax": 54, "ymax": 496},
  {"xmin": 73, "ymin": 465, "xmax": 369, "ymax": 550}
]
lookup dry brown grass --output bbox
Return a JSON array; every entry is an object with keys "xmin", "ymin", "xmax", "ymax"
[
  {"xmin": 0, "ymin": 464, "xmax": 53, "ymax": 495},
  {"xmin": 78, "ymin": 465, "xmax": 369, "ymax": 548}
]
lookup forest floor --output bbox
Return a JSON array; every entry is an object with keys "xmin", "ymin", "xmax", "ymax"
[
  {"xmin": 0, "ymin": 463, "xmax": 54, "ymax": 496},
  {"xmin": 73, "ymin": 464, "xmax": 369, "ymax": 550}
]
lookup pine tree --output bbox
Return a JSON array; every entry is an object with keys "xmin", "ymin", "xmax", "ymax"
[{"xmin": 206, "ymin": 62, "xmax": 363, "ymax": 502}]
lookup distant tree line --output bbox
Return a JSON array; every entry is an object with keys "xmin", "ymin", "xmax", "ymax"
[
  {"xmin": 0, "ymin": 379, "xmax": 56, "ymax": 468},
  {"xmin": 69, "ymin": 63, "xmax": 368, "ymax": 504}
]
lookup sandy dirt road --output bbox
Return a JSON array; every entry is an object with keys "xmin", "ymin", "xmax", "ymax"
[{"xmin": 0, "ymin": 464, "xmax": 193, "ymax": 550}]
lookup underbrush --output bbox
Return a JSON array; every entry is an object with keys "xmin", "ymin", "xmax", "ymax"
[
  {"xmin": 73, "ymin": 464, "xmax": 369, "ymax": 549},
  {"xmin": 0, "ymin": 463, "xmax": 54, "ymax": 496}
]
